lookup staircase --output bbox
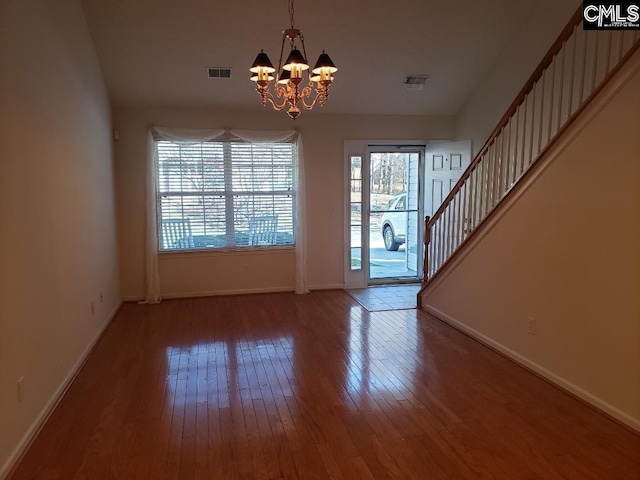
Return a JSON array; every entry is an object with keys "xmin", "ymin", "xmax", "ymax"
[{"xmin": 418, "ymin": 8, "xmax": 639, "ymax": 299}]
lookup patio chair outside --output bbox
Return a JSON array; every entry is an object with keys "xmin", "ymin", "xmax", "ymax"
[
  {"xmin": 249, "ymin": 215, "xmax": 278, "ymax": 246},
  {"xmin": 161, "ymin": 218, "xmax": 194, "ymax": 249}
]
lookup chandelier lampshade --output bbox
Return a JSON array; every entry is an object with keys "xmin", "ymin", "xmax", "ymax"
[
  {"xmin": 311, "ymin": 51, "xmax": 337, "ymax": 82},
  {"xmin": 283, "ymin": 49, "xmax": 309, "ymax": 71},
  {"xmin": 250, "ymin": 51, "xmax": 275, "ymax": 73},
  {"xmin": 249, "ymin": 50, "xmax": 276, "ymax": 82},
  {"xmin": 277, "ymin": 69, "xmax": 291, "ymax": 85}
]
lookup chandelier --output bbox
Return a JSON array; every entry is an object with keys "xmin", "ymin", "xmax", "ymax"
[{"xmin": 249, "ymin": 0, "xmax": 337, "ymax": 120}]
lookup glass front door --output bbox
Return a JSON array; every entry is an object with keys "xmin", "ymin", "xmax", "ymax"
[{"xmin": 368, "ymin": 149, "xmax": 422, "ymax": 283}]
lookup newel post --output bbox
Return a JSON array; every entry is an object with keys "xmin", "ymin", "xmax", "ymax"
[{"xmin": 422, "ymin": 215, "xmax": 431, "ymax": 285}]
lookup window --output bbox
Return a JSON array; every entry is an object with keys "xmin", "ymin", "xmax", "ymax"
[
  {"xmin": 349, "ymin": 155, "xmax": 362, "ymax": 271},
  {"xmin": 156, "ymin": 139, "xmax": 295, "ymax": 251}
]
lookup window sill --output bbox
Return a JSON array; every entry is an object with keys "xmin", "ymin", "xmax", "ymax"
[{"xmin": 158, "ymin": 245, "xmax": 295, "ymax": 259}]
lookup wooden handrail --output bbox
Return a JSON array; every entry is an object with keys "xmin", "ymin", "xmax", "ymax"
[
  {"xmin": 427, "ymin": 7, "xmax": 584, "ymax": 228},
  {"xmin": 421, "ymin": 6, "xmax": 640, "ymax": 287}
]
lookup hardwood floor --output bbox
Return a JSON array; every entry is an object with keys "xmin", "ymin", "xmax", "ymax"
[{"xmin": 10, "ymin": 291, "xmax": 640, "ymax": 479}]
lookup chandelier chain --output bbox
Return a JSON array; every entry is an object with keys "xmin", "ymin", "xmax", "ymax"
[{"xmin": 289, "ymin": 0, "xmax": 295, "ymax": 29}]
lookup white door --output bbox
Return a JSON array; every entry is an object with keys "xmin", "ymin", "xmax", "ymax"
[
  {"xmin": 424, "ymin": 140, "xmax": 471, "ymax": 265},
  {"xmin": 424, "ymin": 140, "xmax": 472, "ymax": 217}
]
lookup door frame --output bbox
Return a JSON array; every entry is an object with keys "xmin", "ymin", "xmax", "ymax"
[{"xmin": 344, "ymin": 139, "xmax": 429, "ymax": 290}]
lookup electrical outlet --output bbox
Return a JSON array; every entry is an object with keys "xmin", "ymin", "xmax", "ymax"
[
  {"xmin": 91, "ymin": 301, "xmax": 95, "ymax": 315},
  {"xmin": 528, "ymin": 317, "xmax": 536, "ymax": 335},
  {"xmin": 17, "ymin": 377, "xmax": 25, "ymax": 403}
]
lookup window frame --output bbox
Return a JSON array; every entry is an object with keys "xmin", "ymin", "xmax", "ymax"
[{"xmin": 154, "ymin": 137, "xmax": 297, "ymax": 253}]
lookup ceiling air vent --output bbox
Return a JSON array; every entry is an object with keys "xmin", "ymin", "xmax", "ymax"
[
  {"xmin": 208, "ymin": 67, "xmax": 232, "ymax": 79},
  {"xmin": 403, "ymin": 74, "xmax": 429, "ymax": 91}
]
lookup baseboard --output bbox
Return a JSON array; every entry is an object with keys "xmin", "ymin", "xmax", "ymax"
[
  {"xmin": 0, "ymin": 301, "xmax": 124, "ymax": 480},
  {"xmin": 424, "ymin": 305, "xmax": 640, "ymax": 434},
  {"xmin": 161, "ymin": 286, "xmax": 296, "ymax": 299},
  {"xmin": 123, "ymin": 283, "xmax": 346, "ymax": 302},
  {"xmin": 308, "ymin": 283, "xmax": 344, "ymax": 291}
]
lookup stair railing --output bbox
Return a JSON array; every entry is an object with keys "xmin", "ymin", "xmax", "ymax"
[{"xmin": 422, "ymin": 8, "xmax": 639, "ymax": 286}]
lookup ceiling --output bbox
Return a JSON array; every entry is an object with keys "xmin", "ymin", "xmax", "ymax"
[{"xmin": 81, "ymin": 0, "xmax": 544, "ymax": 116}]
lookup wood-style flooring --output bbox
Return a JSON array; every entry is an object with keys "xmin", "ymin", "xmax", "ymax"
[{"xmin": 10, "ymin": 291, "xmax": 640, "ymax": 479}]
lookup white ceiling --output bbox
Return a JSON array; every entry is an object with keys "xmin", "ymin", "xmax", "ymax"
[{"xmin": 81, "ymin": 0, "xmax": 543, "ymax": 116}]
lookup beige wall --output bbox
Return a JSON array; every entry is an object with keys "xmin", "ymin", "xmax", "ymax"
[
  {"xmin": 114, "ymin": 108, "xmax": 454, "ymax": 299},
  {"xmin": 0, "ymin": 0, "xmax": 121, "ymax": 475},
  {"xmin": 422, "ymin": 55, "xmax": 640, "ymax": 429},
  {"xmin": 455, "ymin": 0, "xmax": 580, "ymax": 154}
]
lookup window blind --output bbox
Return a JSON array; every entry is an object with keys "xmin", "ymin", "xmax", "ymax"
[{"xmin": 156, "ymin": 140, "xmax": 295, "ymax": 250}]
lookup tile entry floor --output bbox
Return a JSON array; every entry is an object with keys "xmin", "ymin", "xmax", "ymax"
[{"xmin": 346, "ymin": 283, "xmax": 421, "ymax": 311}]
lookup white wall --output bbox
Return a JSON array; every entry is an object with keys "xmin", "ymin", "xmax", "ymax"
[
  {"xmin": 0, "ymin": 0, "xmax": 121, "ymax": 475},
  {"xmin": 422, "ymin": 52, "xmax": 640, "ymax": 430},
  {"xmin": 455, "ymin": 0, "xmax": 580, "ymax": 154},
  {"xmin": 113, "ymin": 108, "xmax": 454, "ymax": 299}
]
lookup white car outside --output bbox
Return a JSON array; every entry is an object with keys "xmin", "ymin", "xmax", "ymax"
[{"xmin": 380, "ymin": 193, "xmax": 407, "ymax": 251}]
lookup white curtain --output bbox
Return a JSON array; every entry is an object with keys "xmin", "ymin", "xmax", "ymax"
[
  {"xmin": 143, "ymin": 131, "xmax": 162, "ymax": 303},
  {"xmin": 153, "ymin": 126, "xmax": 226, "ymax": 142},
  {"xmin": 143, "ymin": 127, "xmax": 308, "ymax": 303},
  {"xmin": 143, "ymin": 127, "xmax": 225, "ymax": 303},
  {"xmin": 229, "ymin": 129, "xmax": 308, "ymax": 294},
  {"xmin": 293, "ymin": 134, "xmax": 308, "ymax": 294}
]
